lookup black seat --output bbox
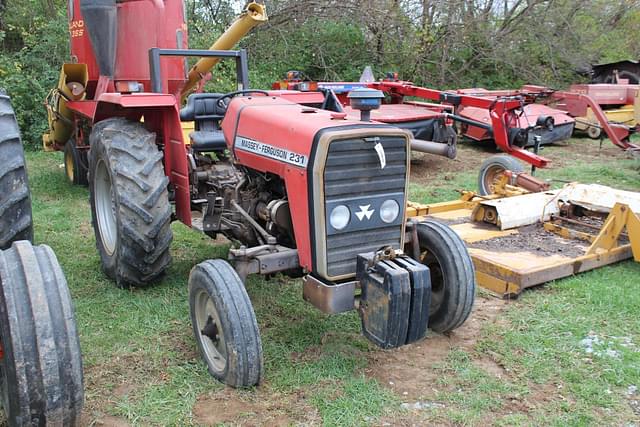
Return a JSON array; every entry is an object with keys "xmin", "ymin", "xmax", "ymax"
[{"xmin": 180, "ymin": 93, "xmax": 227, "ymax": 152}]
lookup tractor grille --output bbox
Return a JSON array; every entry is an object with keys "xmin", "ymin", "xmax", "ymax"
[{"xmin": 323, "ymin": 136, "xmax": 408, "ymax": 278}]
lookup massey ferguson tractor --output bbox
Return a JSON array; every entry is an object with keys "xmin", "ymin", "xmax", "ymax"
[
  {"xmin": 0, "ymin": 93, "xmax": 83, "ymax": 425},
  {"xmin": 42, "ymin": 0, "xmax": 477, "ymax": 387}
]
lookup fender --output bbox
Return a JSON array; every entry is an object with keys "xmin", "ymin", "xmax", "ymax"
[{"xmin": 91, "ymin": 93, "xmax": 192, "ymax": 226}]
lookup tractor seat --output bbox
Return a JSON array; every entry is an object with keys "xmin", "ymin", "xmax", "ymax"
[
  {"xmin": 189, "ymin": 130, "xmax": 227, "ymax": 152},
  {"xmin": 180, "ymin": 93, "xmax": 227, "ymax": 152}
]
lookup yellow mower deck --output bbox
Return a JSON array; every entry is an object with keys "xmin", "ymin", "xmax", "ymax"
[{"xmin": 407, "ymin": 186, "xmax": 640, "ymax": 298}]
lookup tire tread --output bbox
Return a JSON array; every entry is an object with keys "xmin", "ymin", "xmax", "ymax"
[
  {"xmin": 0, "ymin": 241, "xmax": 83, "ymax": 426},
  {"xmin": 0, "ymin": 95, "xmax": 33, "ymax": 249},
  {"xmin": 189, "ymin": 259, "xmax": 263, "ymax": 387},
  {"xmin": 417, "ymin": 220, "xmax": 475, "ymax": 333},
  {"xmin": 88, "ymin": 118, "xmax": 173, "ymax": 287}
]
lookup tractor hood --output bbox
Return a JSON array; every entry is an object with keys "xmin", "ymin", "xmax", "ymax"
[
  {"xmin": 222, "ymin": 94, "xmax": 378, "ymax": 176},
  {"xmin": 221, "ymin": 93, "xmax": 412, "ymax": 279}
]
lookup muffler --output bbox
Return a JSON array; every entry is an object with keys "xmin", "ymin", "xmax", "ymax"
[{"xmin": 411, "ymin": 138, "xmax": 457, "ymax": 159}]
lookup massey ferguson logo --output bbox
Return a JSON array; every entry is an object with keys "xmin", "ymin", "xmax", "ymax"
[{"xmin": 355, "ymin": 205, "xmax": 374, "ymax": 221}]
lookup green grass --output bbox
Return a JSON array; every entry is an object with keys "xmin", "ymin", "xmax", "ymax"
[{"xmin": 23, "ymin": 139, "xmax": 640, "ymax": 426}]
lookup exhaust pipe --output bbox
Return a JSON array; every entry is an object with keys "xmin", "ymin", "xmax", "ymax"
[
  {"xmin": 180, "ymin": 2, "xmax": 268, "ymax": 101},
  {"xmin": 80, "ymin": 0, "xmax": 117, "ymax": 77},
  {"xmin": 411, "ymin": 139, "xmax": 457, "ymax": 159}
]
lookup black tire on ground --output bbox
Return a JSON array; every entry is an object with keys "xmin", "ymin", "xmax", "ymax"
[
  {"xmin": 0, "ymin": 94, "xmax": 33, "ymax": 250},
  {"xmin": 0, "ymin": 241, "xmax": 84, "ymax": 426},
  {"xmin": 416, "ymin": 220, "xmax": 475, "ymax": 333},
  {"xmin": 88, "ymin": 118, "xmax": 172, "ymax": 287},
  {"xmin": 64, "ymin": 140, "xmax": 88, "ymax": 186},
  {"xmin": 587, "ymin": 126, "xmax": 602, "ymax": 140},
  {"xmin": 189, "ymin": 259, "xmax": 263, "ymax": 388},
  {"xmin": 477, "ymin": 154, "xmax": 524, "ymax": 196}
]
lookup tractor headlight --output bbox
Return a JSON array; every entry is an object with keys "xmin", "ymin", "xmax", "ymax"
[
  {"xmin": 329, "ymin": 205, "xmax": 350, "ymax": 230},
  {"xmin": 380, "ymin": 199, "xmax": 400, "ymax": 223}
]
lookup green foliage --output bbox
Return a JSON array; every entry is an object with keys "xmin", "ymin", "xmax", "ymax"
[
  {"xmin": 248, "ymin": 19, "xmax": 373, "ymax": 86},
  {"xmin": 1, "ymin": 0, "xmax": 639, "ymax": 149},
  {"xmin": 0, "ymin": 1, "xmax": 68, "ymax": 148}
]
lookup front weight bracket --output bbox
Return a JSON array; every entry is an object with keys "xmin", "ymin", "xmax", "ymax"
[{"xmin": 356, "ymin": 249, "xmax": 431, "ymax": 349}]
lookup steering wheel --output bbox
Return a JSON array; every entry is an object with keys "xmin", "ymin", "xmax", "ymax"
[{"xmin": 216, "ymin": 90, "xmax": 270, "ymax": 112}]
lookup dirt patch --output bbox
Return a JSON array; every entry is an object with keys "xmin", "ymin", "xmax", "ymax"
[
  {"xmin": 290, "ymin": 345, "xmax": 323, "ymax": 363},
  {"xmin": 366, "ymin": 296, "xmax": 507, "ymax": 399},
  {"xmin": 473, "ymin": 356, "xmax": 507, "ymax": 378},
  {"xmin": 88, "ymin": 415, "xmax": 131, "ymax": 427},
  {"xmin": 112, "ymin": 383, "xmax": 137, "ymax": 398},
  {"xmin": 409, "ymin": 137, "xmax": 630, "ymax": 187},
  {"xmin": 544, "ymin": 139, "xmax": 629, "ymax": 169},
  {"xmin": 468, "ymin": 224, "xmax": 588, "ymax": 258},
  {"xmin": 410, "ymin": 142, "xmax": 490, "ymax": 182},
  {"xmin": 192, "ymin": 387, "xmax": 320, "ymax": 426},
  {"xmin": 83, "ymin": 351, "xmax": 162, "ymax": 408}
]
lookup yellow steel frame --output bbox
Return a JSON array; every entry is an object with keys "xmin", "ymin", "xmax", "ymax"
[{"xmin": 406, "ymin": 189, "xmax": 640, "ymax": 298}]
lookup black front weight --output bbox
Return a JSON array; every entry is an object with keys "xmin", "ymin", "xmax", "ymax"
[{"xmin": 356, "ymin": 250, "xmax": 431, "ymax": 349}]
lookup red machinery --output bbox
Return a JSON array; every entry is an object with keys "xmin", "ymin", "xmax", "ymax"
[
  {"xmin": 550, "ymin": 84, "xmax": 640, "ymax": 149},
  {"xmin": 454, "ymin": 87, "xmax": 575, "ymax": 147},
  {"xmin": 365, "ymin": 81, "xmax": 553, "ymax": 168},
  {"xmin": 43, "ymin": 0, "xmax": 478, "ymax": 388},
  {"xmin": 360, "ymin": 81, "xmax": 640, "ymax": 162}
]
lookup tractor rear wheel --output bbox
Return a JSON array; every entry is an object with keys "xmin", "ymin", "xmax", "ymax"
[
  {"xmin": 64, "ymin": 140, "xmax": 88, "ymax": 186},
  {"xmin": 0, "ymin": 241, "xmax": 84, "ymax": 426},
  {"xmin": 189, "ymin": 259, "xmax": 263, "ymax": 388},
  {"xmin": 88, "ymin": 118, "xmax": 173, "ymax": 287},
  {"xmin": 0, "ymin": 94, "xmax": 33, "ymax": 250},
  {"xmin": 477, "ymin": 154, "xmax": 524, "ymax": 196},
  {"xmin": 416, "ymin": 220, "xmax": 475, "ymax": 333}
]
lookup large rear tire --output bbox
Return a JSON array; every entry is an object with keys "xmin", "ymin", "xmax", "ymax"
[
  {"xmin": 88, "ymin": 118, "xmax": 173, "ymax": 287},
  {"xmin": 0, "ymin": 94, "xmax": 33, "ymax": 250},
  {"xmin": 189, "ymin": 259, "xmax": 263, "ymax": 388},
  {"xmin": 416, "ymin": 220, "xmax": 475, "ymax": 333},
  {"xmin": 64, "ymin": 140, "xmax": 88, "ymax": 186},
  {"xmin": 0, "ymin": 241, "xmax": 84, "ymax": 426},
  {"xmin": 477, "ymin": 154, "xmax": 524, "ymax": 196}
]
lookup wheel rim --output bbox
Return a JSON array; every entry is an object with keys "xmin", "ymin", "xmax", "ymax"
[
  {"xmin": 421, "ymin": 252, "xmax": 445, "ymax": 314},
  {"xmin": 483, "ymin": 164, "xmax": 506, "ymax": 195},
  {"xmin": 65, "ymin": 148, "xmax": 74, "ymax": 182},
  {"xmin": 194, "ymin": 288, "xmax": 227, "ymax": 373},
  {"xmin": 95, "ymin": 159, "xmax": 117, "ymax": 256}
]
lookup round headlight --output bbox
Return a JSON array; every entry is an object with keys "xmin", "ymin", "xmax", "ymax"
[
  {"xmin": 380, "ymin": 199, "xmax": 400, "ymax": 223},
  {"xmin": 329, "ymin": 205, "xmax": 350, "ymax": 230}
]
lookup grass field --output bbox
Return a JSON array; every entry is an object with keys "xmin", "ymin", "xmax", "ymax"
[{"xmin": 24, "ymin": 137, "xmax": 640, "ymax": 426}]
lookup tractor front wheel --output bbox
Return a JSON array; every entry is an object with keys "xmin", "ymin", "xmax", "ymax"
[
  {"xmin": 88, "ymin": 118, "xmax": 173, "ymax": 287},
  {"xmin": 477, "ymin": 154, "xmax": 524, "ymax": 196},
  {"xmin": 416, "ymin": 220, "xmax": 475, "ymax": 333},
  {"xmin": 64, "ymin": 140, "xmax": 88, "ymax": 186},
  {"xmin": 189, "ymin": 259, "xmax": 263, "ymax": 387},
  {"xmin": 0, "ymin": 241, "xmax": 84, "ymax": 426}
]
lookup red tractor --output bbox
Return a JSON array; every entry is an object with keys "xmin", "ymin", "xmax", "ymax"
[{"xmin": 44, "ymin": 0, "xmax": 476, "ymax": 387}]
